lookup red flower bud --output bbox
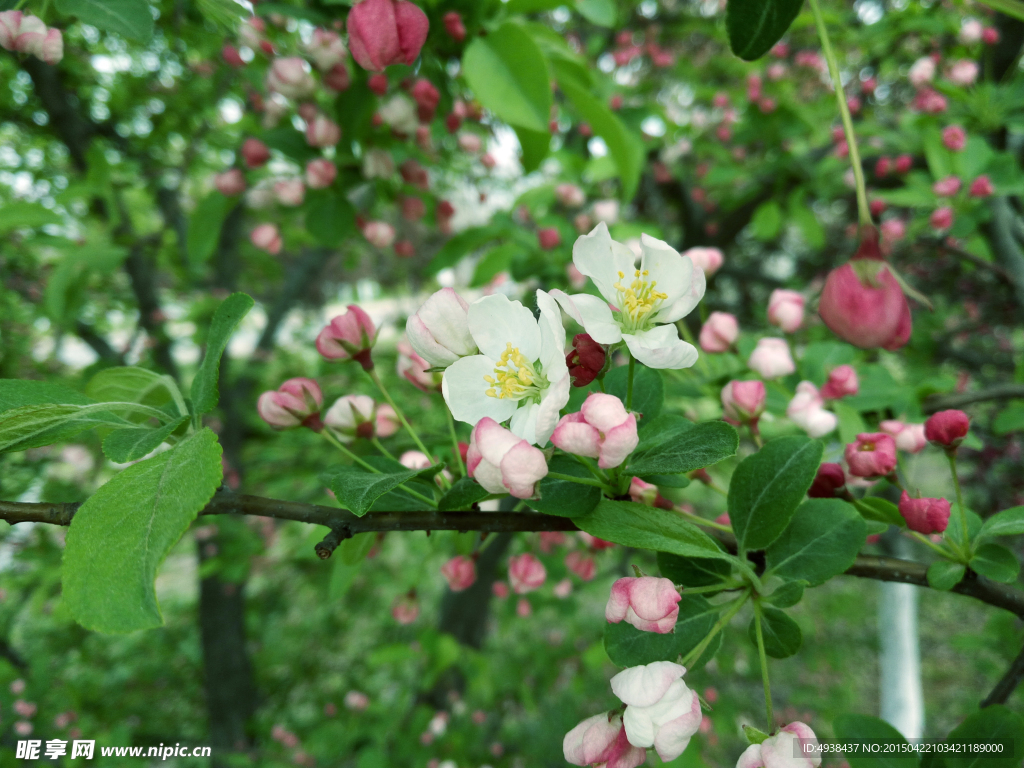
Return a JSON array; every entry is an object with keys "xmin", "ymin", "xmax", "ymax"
[
  {"xmin": 443, "ymin": 11, "xmax": 466, "ymax": 42},
  {"xmin": 347, "ymin": 0, "xmax": 429, "ymax": 72},
  {"xmin": 807, "ymin": 463, "xmax": 846, "ymax": 498},
  {"xmin": 899, "ymin": 492, "xmax": 950, "ymax": 534},
  {"xmin": 924, "ymin": 409, "xmax": 969, "ymax": 449},
  {"xmin": 241, "ymin": 137, "xmax": 270, "ymax": 169},
  {"xmin": 368, "ymin": 72, "xmax": 388, "ymax": 95},
  {"xmin": 566, "ymin": 333, "xmax": 606, "ymax": 387}
]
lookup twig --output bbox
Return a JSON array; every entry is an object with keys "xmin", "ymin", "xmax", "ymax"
[
  {"xmin": 924, "ymin": 384, "xmax": 1024, "ymax": 413},
  {"xmin": 981, "ymin": 642, "xmax": 1024, "ymax": 707}
]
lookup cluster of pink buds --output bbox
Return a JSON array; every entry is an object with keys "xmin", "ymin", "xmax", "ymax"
[
  {"xmin": 316, "ymin": 306, "xmax": 378, "ymax": 371},
  {"xmin": 0, "ymin": 11, "xmax": 62, "ymax": 65},
  {"xmin": 258, "ymin": 379, "xmax": 324, "ymax": 432},
  {"xmin": 347, "ymin": 0, "xmax": 429, "ymax": 72},
  {"xmin": 551, "ymin": 393, "xmax": 638, "ymax": 470}
]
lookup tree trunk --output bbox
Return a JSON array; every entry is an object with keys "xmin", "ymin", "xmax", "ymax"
[{"xmin": 878, "ymin": 532, "xmax": 924, "ymax": 738}]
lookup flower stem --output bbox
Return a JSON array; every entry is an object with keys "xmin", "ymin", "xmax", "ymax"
[
  {"xmin": 626, "ymin": 353, "xmax": 636, "ymax": 411},
  {"xmin": 677, "ymin": 320, "xmax": 710, "ymax": 376},
  {"xmin": 570, "ymin": 454, "xmax": 610, "ymax": 484},
  {"xmin": 753, "ymin": 600, "xmax": 775, "ymax": 732},
  {"xmin": 321, "ymin": 430, "xmax": 438, "ymax": 508},
  {"xmin": 445, "ymin": 408, "xmax": 466, "ymax": 478},
  {"xmin": 679, "ymin": 581, "xmax": 746, "ymax": 594},
  {"xmin": 809, "ymin": 0, "xmax": 871, "ymax": 228},
  {"xmin": 547, "ymin": 471, "xmax": 615, "ymax": 494},
  {"xmin": 677, "ymin": 508, "xmax": 733, "ymax": 533},
  {"xmin": 369, "ymin": 369, "xmax": 448, "ymax": 489},
  {"xmin": 680, "ymin": 590, "xmax": 750, "ymax": 668},
  {"xmin": 910, "ymin": 531, "xmax": 959, "ymax": 560},
  {"xmin": 947, "ymin": 452, "xmax": 971, "ymax": 553}
]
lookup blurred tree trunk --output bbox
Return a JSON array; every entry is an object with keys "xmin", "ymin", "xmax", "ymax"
[
  {"xmin": 878, "ymin": 532, "xmax": 924, "ymax": 738},
  {"xmin": 438, "ymin": 531, "xmax": 513, "ymax": 648}
]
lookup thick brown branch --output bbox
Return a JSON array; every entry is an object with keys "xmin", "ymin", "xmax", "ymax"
[
  {"xmin": 924, "ymin": 384, "xmax": 1024, "ymax": 413},
  {"xmin": 982, "ymin": 642, "xmax": 1024, "ymax": 708}
]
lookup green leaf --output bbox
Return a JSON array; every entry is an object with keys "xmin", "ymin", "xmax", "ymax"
[
  {"xmin": 0, "ymin": 403, "xmax": 136, "ymax": 454},
  {"xmin": 515, "ymin": 127, "xmax": 552, "ymax": 174},
  {"xmin": 946, "ymin": 507, "xmax": 985, "ymax": 545},
  {"xmin": 743, "ymin": 725, "xmax": 771, "ymax": 745},
  {"xmin": 751, "ymin": 200, "xmax": 783, "ymax": 240},
  {"xmin": 306, "ymin": 190, "xmax": 356, "ymax": 246},
  {"xmin": 194, "ymin": 0, "xmax": 247, "ymax": 29},
  {"xmin": 62, "ymin": 428, "xmax": 223, "ymax": 633},
  {"xmin": 55, "ymin": 0, "xmax": 154, "ymax": 42},
  {"xmin": 0, "ymin": 202, "xmax": 62, "ymax": 234},
  {"xmin": 471, "ymin": 243, "xmax": 519, "ymax": 288},
  {"xmin": 86, "ymin": 367, "xmax": 183, "ymax": 418},
  {"xmin": 101, "ymin": 416, "xmax": 190, "ymax": 463},
  {"xmin": 462, "ymin": 22, "xmax": 552, "ymax": 133},
  {"xmin": 927, "ymin": 560, "xmax": 966, "ymax": 591},
  {"xmin": 574, "ymin": 498, "xmax": 732, "ymax": 561},
  {"xmin": 979, "ymin": 506, "xmax": 1024, "ymax": 538},
  {"xmin": 0, "ymin": 379, "xmax": 92, "ymax": 414},
  {"xmin": 190, "ymin": 293, "xmax": 255, "ymax": 416},
  {"xmin": 764, "ymin": 579, "xmax": 805, "ymax": 608},
  {"xmin": 834, "ymin": 400, "xmax": 867, "ymax": 445},
  {"xmin": 639, "ymin": 474, "xmax": 691, "ymax": 489},
  {"xmin": 604, "ymin": 594, "xmax": 720, "ymax": 667},
  {"xmin": 749, "ymin": 605, "xmax": 802, "ymax": 658},
  {"xmin": 604, "ymin": 364, "xmax": 663, "ymax": 422},
  {"xmin": 576, "ymin": 0, "xmax": 616, "ymax": 26},
  {"xmin": 728, "ymin": 436, "xmax": 824, "ymax": 552},
  {"xmin": 833, "ymin": 714, "xmax": 915, "ymax": 768},
  {"xmin": 854, "ymin": 497, "xmax": 905, "ymax": 527},
  {"xmin": 323, "ymin": 459, "xmax": 440, "ymax": 518},
  {"xmin": 255, "ymin": 2, "xmax": 328, "ymax": 24},
  {"xmin": 726, "ymin": 0, "xmax": 804, "ymax": 61},
  {"xmin": 993, "ymin": 402, "xmax": 1024, "ymax": 436},
  {"xmin": 658, "ymin": 550, "xmax": 733, "ymax": 588},
  {"xmin": 970, "ymin": 544, "xmax": 1020, "ymax": 583},
  {"xmin": 764, "ymin": 498, "xmax": 867, "ymax": 586},
  {"xmin": 943, "ymin": 705, "xmax": 1024, "ymax": 768},
  {"xmin": 628, "ymin": 420, "xmax": 738, "ymax": 476},
  {"xmin": 427, "ymin": 224, "xmax": 510, "ymax": 275},
  {"xmin": 438, "ymin": 477, "xmax": 490, "ymax": 512},
  {"xmin": 531, "ymin": 455, "xmax": 602, "ymax": 518},
  {"xmin": 187, "ymin": 193, "xmax": 232, "ymax": 269}
]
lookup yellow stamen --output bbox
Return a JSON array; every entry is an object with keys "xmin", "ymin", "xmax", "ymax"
[
  {"xmin": 484, "ymin": 343, "xmax": 542, "ymax": 400},
  {"xmin": 612, "ymin": 268, "xmax": 669, "ymax": 330}
]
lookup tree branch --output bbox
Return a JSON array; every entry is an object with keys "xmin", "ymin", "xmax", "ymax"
[
  {"xmin": 924, "ymin": 384, "xmax": 1024, "ymax": 413},
  {"xmin": 982, "ymin": 642, "xmax": 1024, "ymax": 708}
]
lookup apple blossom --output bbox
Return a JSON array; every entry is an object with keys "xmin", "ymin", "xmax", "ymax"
[
  {"xmin": 931, "ymin": 207, "xmax": 954, "ymax": 229},
  {"xmin": 538, "ymin": 228, "xmax": 561, "ymax": 250},
  {"xmin": 554, "ymin": 578, "xmax": 574, "ymax": 598},
  {"xmin": 306, "ymin": 115, "xmax": 341, "ymax": 147},
  {"xmin": 37, "ymin": 27, "xmax": 62, "ymax": 65},
  {"xmin": 845, "ymin": 433, "xmax": 898, "ymax": 478},
  {"xmin": 274, "ymin": 179, "xmax": 305, "ymax": 207},
  {"xmin": 739, "ymin": 722, "xmax": 821, "ymax": 768},
  {"xmin": 508, "ymin": 553, "xmax": 547, "ymax": 593},
  {"xmin": 787, "ymin": 382, "xmax": 838, "ymax": 438},
  {"xmin": 908, "ymin": 57, "xmax": 935, "ymax": 87},
  {"xmin": 983, "ymin": 27, "xmax": 1000, "ymax": 45},
  {"xmin": 970, "ymin": 175, "xmax": 994, "ymax": 197},
  {"xmin": 442, "ymin": 291, "xmax": 570, "ymax": 446},
  {"xmin": 820, "ymin": 365, "xmax": 858, "ymax": 399},
  {"xmin": 467, "ymin": 418, "xmax": 549, "ymax": 499},
  {"xmin": 401, "ymin": 160, "xmax": 430, "ymax": 189},
  {"xmin": 397, "ymin": 340, "xmax": 440, "ymax": 391},
  {"xmin": 266, "ymin": 57, "xmax": 315, "ymax": 99},
  {"xmin": 556, "ymin": 183, "xmax": 586, "ymax": 208},
  {"xmin": 960, "ymin": 18, "xmax": 983, "ymax": 44},
  {"xmin": 933, "ymin": 176, "xmax": 962, "ymax": 197},
  {"xmin": 0, "ymin": 12, "xmax": 45, "ymax": 57},
  {"xmin": 305, "ymin": 28, "xmax": 347, "ymax": 71},
  {"xmin": 324, "ymin": 62, "xmax": 351, "ymax": 91},
  {"xmin": 942, "ymin": 125, "xmax": 967, "ymax": 151},
  {"xmin": 441, "ymin": 556, "xmax": 477, "ymax": 592},
  {"xmin": 565, "ymin": 551, "xmax": 597, "ymax": 581},
  {"xmin": 411, "ymin": 78, "xmax": 440, "ymax": 122},
  {"xmin": 566, "ymin": 333, "xmax": 607, "ymax": 387},
  {"xmin": 378, "ymin": 94, "xmax": 419, "ymax": 134},
  {"xmin": 767, "ymin": 289, "xmax": 805, "ymax": 333},
  {"xmin": 880, "ymin": 420, "xmax": 928, "ymax": 453},
  {"xmin": 344, "ymin": 691, "xmax": 369, "ymax": 711},
  {"xmin": 316, "ymin": 305, "xmax": 377, "ymax": 369},
  {"xmin": 391, "ymin": 592, "xmax": 419, "ymax": 624},
  {"xmin": 551, "ymin": 223, "xmax": 705, "ymax": 370},
  {"xmin": 324, "ymin": 395, "xmax": 397, "ymax": 442},
  {"xmin": 947, "ymin": 60, "xmax": 978, "ymax": 86},
  {"xmin": 593, "ymin": 200, "xmax": 620, "ymax": 224},
  {"xmin": 443, "ymin": 11, "xmax": 466, "ymax": 42},
  {"xmin": 551, "ymin": 393, "xmax": 639, "ymax": 470},
  {"xmin": 721, "ymin": 380, "xmax": 766, "ymax": 425},
  {"xmin": 250, "ymin": 223, "xmax": 282, "ymax": 255},
  {"xmin": 682, "ymin": 246, "xmax": 724, "ymax": 276},
  {"xmin": 407, "ymin": 288, "xmax": 478, "ymax": 368},
  {"xmin": 563, "ymin": 712, "xmax": 647, "ymax": 768},
  {"xmin": 241, "ymin": 138, "xmax": 271, "ymax": 168},
  {"xmin": 257, "ymin": 378, "xmax": 323, "ymax": 431},
  {"xmin": 347, "ymin": 0, "xmax": 429, "ymax": 72},
  {"xmin": 605, "ymin": 577, "xmax": 681, "ymax": 634},
  {"xmin": 305, "ymin": 159, "xmax": 337, "ymax": 189},
  {"xmin": 748, "ymin": 338, "xmax": 795, "ymax": 379},
  {"xmin": 895, "ymin": 154, "xmax": 913, "ymax": 174},
  {"xmin": 215, "ymin": 169, "xmax": 247, "ymax": 196},
  {"xmin": 362, "ymin": 148, "xmax": 395, "ymax": 179},
  {"xmin": 880, "ymin": 219, "xmax": 906, "ymax": 245},
  {"xmin": 899, "ymin": 492, "xmax": 951, "ymax": 534},
  {"xmin": 611, "ymin": 661, "xmax": 703, "ymax": 762},
  {"xmin": 700, "ymin": 312, "xmax": 738, "ymax": 352},
  {"xmin": 363, "ymin": 221, "xmax": 396, "ymax": 248},
  {"xmin": 492, "ymin": 581, "xmax": 509, "ymax": 599},
  {"xmin": 458, "ymin": 133, "xmax": 483, "ymax": 153},
  {"xmin": 925, "ymin": 409, "xmax": 970, "ymax": 449},
  {"xmin": 400, "ymin": 196, "xmax": 425, "ymax": 221},
  {"xmin": 808, "ymin": 463, "xmax": 846, "ymax": 498}
]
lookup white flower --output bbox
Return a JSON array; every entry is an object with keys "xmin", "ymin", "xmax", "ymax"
[
  {"xmin": 441, "ymin": 291, "xmax": 570, "ymax": 446},
  {"xmin": 611, "ymin": 661, "xmax": 703, "ymax": 763},
  {"xmin": 552, "ymin": 223, "xmax": 705, "ymax": 369}
]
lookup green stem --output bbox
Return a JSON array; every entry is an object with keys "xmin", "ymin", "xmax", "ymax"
[
  {"xmin": 445, "ymin": 408, "xmax": 466, "ymax": 478},
  {"xmin": 753, "ymin": 601, "xmax": 775, "ymax": 732},
  {"xmin": 678, "ymin": 509, "xmax": 733, "ymax": 533},
  {"xmin": 369, "ymin": 369, "xmax": 448, "ymax": 490},
  {"xmin": 677, "ymin": 320, "xmax": 710, "ymax": 376},
  {"xmin": 597, "ymin": 378, "xmax": 606, "ymax": 393},
  {"xmin": 809, "ymin": 0, "xmax": 871, "ymax": 228},
  {"xmin": 947, "ymin": 452, "xmax": 971, "ymax": 552},
  {"xmin": 910, "ymin": 531, "xmax": 960, "ymax": 560},
  {"xmin": 733, "ymin": 556, "xmax": 762, "ymax": 592},
  {"xmin": 680, "ymin": 590, "xmax": 750, "ymax": 668},
  {"xmin": 547, "ymin": 471, "xmax": 615, "ymax": 494},
  {"xmin": 626, "ymin": 354, "xmax": 636, "ymax": 411},
  {"xmin": 371, "ymin": 437, "xmax": 396, "ymax": 462},
  {"xmin": 680, "ymin": 581, "xmax": 746, "ymax": 594},
  {"xmin": 570, "ymin": 454, "xmax": 610, "ymax": 483},
  {"xmin": 321, "ymin": 430, "xmax": 438, "ymax": 508}
]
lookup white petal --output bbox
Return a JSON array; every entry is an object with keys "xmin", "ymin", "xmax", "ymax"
[
  {"xmin": 534, "ymin": 372, "xmax": 571, "ymax": 446},
  {"xmin": 623, "ymin": 706, "xmax": 657, "ymax": 749},
  {"xmin": 468, "ymin": 294, "xmax": 542, "ymax": 362},
  {"xmin": 656, "ymin": 262, "xmax": 706, "ymax": 324},
  {"xmin": 509, "ymin": 402, "xmax": 540, "ymax": 445},
  {"xmin": 442, "ymin": 356, "xmax": 519, "ymax": 426},
  {"xmin": 623, "ymin": 327, "xmax": 699, "ymax": 369},
  {"xmin": 550, "ymin": 290, "xmax": 623, "ymax": 345},
  {"xmin": 473, "ymin": 458, "xmax": 507, "ymax": 494},
  {"xmin": 573, "ymin": 222, "xmax": 634, "ymax": 303},
  {"xmin": 610, "ymin": 661, "xmax": 686, "ymax": 707},
  {"xmin": 638, "ymin": 234, "xmax": 691, "ymax": 314},
  {"xmin": 536, "ymin": 289, "xmax": 567, "ymax": 368}
]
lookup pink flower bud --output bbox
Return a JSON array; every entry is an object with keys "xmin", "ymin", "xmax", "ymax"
[
  {"xmin": 942, "ymin": 125, "xmax": 967, "ymax": 151},
  {"xmin": 368, "ymin": 72, "xmax": 389, "ymax": 94},
  {"xmin": 441, "ymin": 555, "xmax": 477, "ymax": 592},
  {"xmin": 894, "ymin": 154, "xmax": 913, "ymax": 174},
  {"xmin": 699, "ymin": 312, "xmax": 739, "ymax": 353},
  {"xmin": 400, "ymin": 159, "xmax": 430, "ymax": 188},
  {"xmin": 316, "ymin": 306, "xmax": 377, "ymax": 369},
  {"xmin": 458, "ymin": 132, "xmax": 483, "ymax": 153},
  {"xmin": 400, "ymin": 195, "xmax": 425, "ymax": 221},
  {"xmin": 819, "ymin": 229, "xmax": 911, "ymax": 351},
  {"xmin": 397, "ymin": 339, "xmax": 440, "ymax": 391},
  {"xmin": 266, "ymin": 56, "xmax": 315, "ymax": 99},
  {"xmin": 274, "ymin": 179, "xmax": 305, "ymax": 207},
  {"xmin": 563, "ymin": 712, "xmax": 647, "ymax": 768},
  {"xmin": 748, "ymin": 722, "xmax": 821, "ymax": 768},
  {"xmin": 241, "ymin": 138, "xmax": 271, "ymax": 168},
  {"xmin": 492, "ymin": 581, "xmax": 509, "ymax": 599},
  {"xmin": 14, "ymin": 722, "xmax": 32, "ymax": 736},
  {"xmin": 969, "ymin": 175, "xmax": 994, "ymax": 198},
  {"xmin": 38, "ymin": 26, "xmax": 62, "ymax": 65},
  {"xmin": 914, "ymin": 87, "xmax": 948, "ymax": 113},
  {"xmin": 516, "ymin": 597, "xmax": 532, "ymax": 616},
  {"xmin": 930, "ymin": 206, "xmax": 954, "ymax": 230},
  {"xmin": 407, "ymin": 287, "xmax": 477, "ymax": 367},
  {"xmin": 305, "ymin": 28, "xmax": 347, "ymax": 71},
  {"xmin": 721, "ymin": 380, "xmax": 766, "ymax": 424},
  {"xmin": 870, "ymin": 199, "xmax": 887, "ymax": 217},
  {"xmin": 787, "ymin": 382, "xmax": 838, "ymax": 438},
  {"xmin": 391, "ymin": 592, "xmax": 419, "ymax": 624},
  {"xmin": 508, "ymin": 553, "xmax": 547, "ymax": 594},
  {"xmin": 480, "ymin": 152, "xmax": 497, "ymax": 168},
  {"xmin": 347, "ymin": 0, "xmax": 429, "ymax": 72},
  {"xmin": 305, "ymin": 115, "xmax": 341, "ymax": 148},
  {"xmin": 932, "ymin": 176, "xmax": 962, "ymax": 197},
  {"xmin": 411, "ymin": 78, "xmax": 440, "ymax": 122},
  {"xmin": 1, "ymin": 12, "xmax": 45, "ymax": 56},
  {"xmin": 820, "ymin": 365, "xmax": 858, "ymax": 399},
  {"xmin": 250, "ymin": 223, "xmax": 282, "ymax": 254},
  {"xmin": 257, "ymin": 378, "xmax": 323, "ymax": 430},
  {"xmin": 556, "ymin": 183, "xmax": 586, "ymax": 208},
  {"xmin": 443, "ymin": 11, "xmax": 466, "ymax": 42},
  {"xmin": 880, "ymin": 420, "xmax": 927, "ymax": 453},
  {"xmin": 610, "ymin": 661, "xmax": 702, "ymax": 762},
  {"xmin": 880, "ymin": 219, "xmax": 906, "ymax": 245},
  {"xmin": 875, "ymin": 156, "xmax": 893, "ymax": 177},
  {"xmin": 909, "ymin": 56, "xmax": 935, "ymax": 87},
  {"xmin": 925, "ymin": 409, "xmax": 970, "ymax": 449},
  {"xmin": 605, "ymin": 577, "xmax": 681, "ymax": 634},
  {"xmin": 960, "ymin": 19, "xmax": 983, "ymax": 44},
  {"xmin": 394, "ymin": 239, "xmax": 414, "ymax": 258},
  {"xmin": 344, "ymin": 691, "xmax": 369, "ymax": 711},
  {"xmin": 324, "ymin": 62, "xmax": 351, "ymax": 91},
  {"xmin": 305, "ymin": 158, "xmax": 337, "ymax": 189},
  {"xmin": 681, "ymin": 246, "xmax": 724, "ymax": 276},
  {"xmin": 215, "ymin": 169, "xmax": 247, "ymax": 196},
  {"xmin": 899, "ymin": 492, "xmax": 951, "ymax": 534},
  {"xmin": 565, "ymin": 550, "xmax": 596, "ymax": 581},
  {"xmin": 324, "ymin": 394, "xmax": 387, "ymax": 442},
  {"xmin": 747, "ymin": 337, "xmax": 796, "ymax": 379},
  {"xmin": 767, "ymin": 289, "xmax": 805, "ymax": 333},
  {"xmin": 538, "ymin": 227, "xmax": 561, "ymax": 250},
  {"xmin": 982, "ymin": 27, "xmax": 1000, "ymax": 45},
  {"xmin": 844, "ymin": 432, "xmax": 898, "ymax": 478},
  {"xmin": 468, "ymin": 419, "xmax": 549, "ymax": 499},
  {"xmin": 363, "ymin": 221, "xmax": 396, "ymax": 248},
  {"xmin": 551, "ymin": 393, "xmax": 639, "ymax": 470},
  {"xmin": 0, "ymin": 11, "xmax": 24, "ymax": 51},
  {"xmin": 808, "ymin": 463, "xmax": 846, "ymax": 498}
]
